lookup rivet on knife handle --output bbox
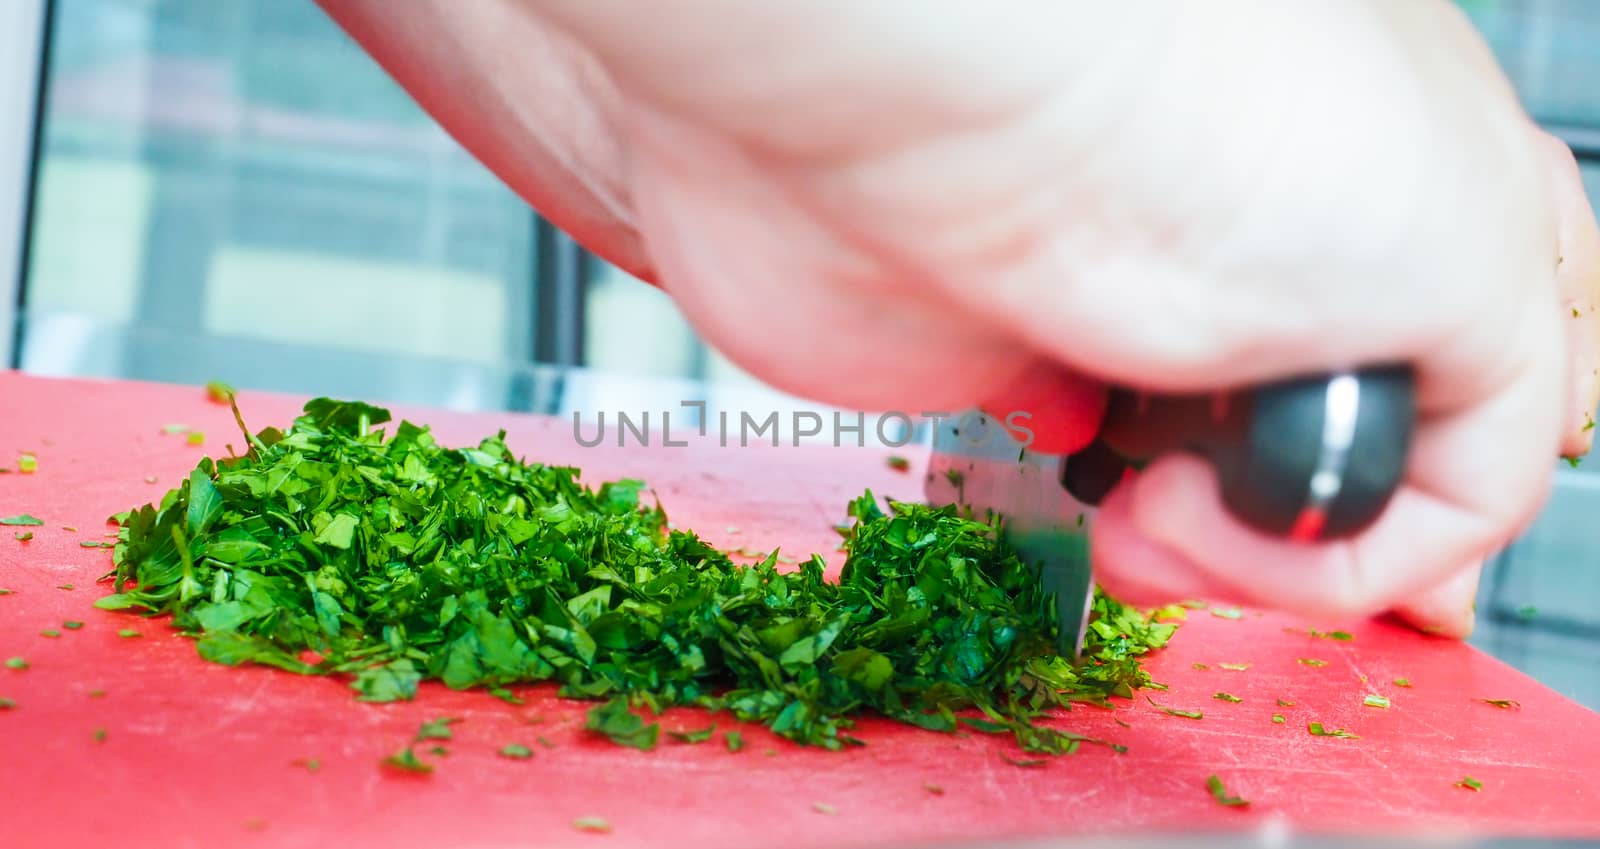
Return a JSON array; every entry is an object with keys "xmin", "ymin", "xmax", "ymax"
[{"xmin": 1062, "ymin": 365, "xmax": 1416, "ymax": 542}]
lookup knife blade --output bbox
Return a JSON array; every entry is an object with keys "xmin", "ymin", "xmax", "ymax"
[{"xmin": 924, "ymin": 366, "xmax": 1416, "ymax": 661}]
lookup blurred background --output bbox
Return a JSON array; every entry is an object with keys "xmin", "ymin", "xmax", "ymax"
[{"xmin": 0, "ymin": 0, "xmax": 1596, "ymax": 706}]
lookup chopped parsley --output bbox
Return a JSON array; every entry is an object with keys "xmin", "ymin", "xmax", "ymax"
[
  {"xmin": 498, "ymin": 743, "xmax": 534, "ymax": 759},
  {"xmin": 1213, "ymin": 692, "xmax": 1242, "ymax": 703},
  {"xmin": 1210, "ymin": 607, "xmax": 1244, "ymax": 620},
  {"xmin": 1363, "ymin": 695, "xmax": 1390, "ymax": 709},
  {"xmin": 1147, "ymin": 697, "xmax": 1202, "ymax": 720},
  {"xmin": 1217, "ymin": 663, "xmax": 1250, "ymax": 671},
  {"xmin": 572, "ymin": 817, "xmax": 611, "ymax": 833},
  {"xmin": 1206, "ymin": 774, "xmax": 1249, "ymax": 807},
  {"xmin": 17, "ymin": 453, "xmax": 37, "ymax": 474},
  {"xmin": 668, "ymin": 725, "xmax": 717, "ymax": 744},
  {"xmin": 1271, "ymin": 714, "xmax": 1285, "ymax": 724},
  {"xmin": 5, "ymin": 657, "xmax": 27, "ymax": 670},
  {"xmin": 1297, "ymin": 658, "xmax": 1327, "ymax": 667},
  {"xmin": 381, "ymin": 748, "xmax": 432, "ymax": 774},
  {"xmin": 1455, "ymin": 776, "xmax": 1483, "ymax": 792},
  {"xmin": 13, "ymin": 531, "xmax": 32, "ymax": 542},
  {"xmin": 39, "ymin": 629, "xmax": 60, "ymax": 638},
  {"xmin": 0, "ymin": 515, "xmax": 43, "ymax": 526},
  {"xmin": 1393, "ymin": 678, "xmax": 1411, "ymax": 688},
  {"xmin": 89, "ymin": 397, "xmax": 1178, "ymax": 756},
  {"xmin": 1307, "ymin": 721, "xmax": 1359, "ymax": 739},
  {"xmin": 1478, "ymin": 699, "xmax": 1521, "ymax": 710}
]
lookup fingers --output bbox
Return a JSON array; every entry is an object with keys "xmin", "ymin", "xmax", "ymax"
[
  {"xmin": 1392, "ymin": 563, "xmax": 1482, "ymax": 639},
  {"xmin": 1088, "ymin": 292, "xmax": 1565, "ymax": 627},
  {"xmin": 1533, "ymin": 130, "xmax": 1600, "ymax": 456}
]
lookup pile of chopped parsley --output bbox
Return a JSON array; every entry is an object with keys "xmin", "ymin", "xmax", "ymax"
[{"xmin": 94, "ymin": 398, "xmax": 1174, "ymax": 755}]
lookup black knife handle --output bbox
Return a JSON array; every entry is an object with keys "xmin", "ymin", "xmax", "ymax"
[{"xmin": 1062, "ymin": 366, "xmax": 1415, "ymax": 542}]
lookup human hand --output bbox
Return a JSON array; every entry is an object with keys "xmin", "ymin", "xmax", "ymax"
[{"xmin": 319, "ymin": 0, "xmax": 1600, "ymax": 636}]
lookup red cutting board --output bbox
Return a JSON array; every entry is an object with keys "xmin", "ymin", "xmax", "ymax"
[{"xmin": 2, "ymin": 371, "xmax": 1597, "ymax": 849}]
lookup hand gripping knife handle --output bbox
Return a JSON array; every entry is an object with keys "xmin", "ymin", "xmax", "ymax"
[{"xmin": 1061, "ymin": 365, "xmax": 1416, "ymax": 541}]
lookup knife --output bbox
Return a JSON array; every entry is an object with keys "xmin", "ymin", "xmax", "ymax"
[{"xmin": 923, "ymin": 365, "xmax": 1416, "ymax": 660}]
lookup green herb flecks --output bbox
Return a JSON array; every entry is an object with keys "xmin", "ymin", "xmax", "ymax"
[
  {"xmin": 585, "ymin": 697, "xmax": 660, "ymax": 750},
  {"xmin": 1297, "ymin": 658, "xmax": 1327, "ymax": 667},
  {"xmin": 13, "ymin": 531, "xmax": 32, "ymax": 542},
  {"xmin": 1363, "ymin": 694, "xmax": 1390, "ymax": 709},
  {"xmin": 93, "ymin": 397, "xmax": 1176, "ymax": 754},
  {"xmin": 1478, "ymin": 699, "xmax": 1521, "ymax": 710},
  {"xmin": 1213, "ymin": 692, "xmax": 1242, "ymax": 703},
  {"xmin": 572, "ymin": 817, "xmax": 611, "ymax": 833},
  {"xmin": 1271, "ymin": 714, "xmax": 1285, "ymax": 724},
  {"xmin": 40, "ymin": 629, "xmax": 60, "ymax": 638},
  {"xmin": 63, "ymin": 621, "xmax": 83, "ymax": 630},
  {"xmin": 1210, "ymin": 607, "xmax": 1243, "ymax": 620},
  {"xmin": 725, "ymin": 732, "xmax": 745, "ymax": 752},
  {"xmin": 414, "ymin": 717, "xmax": 460, "ymax": 741},
  {"xmin": 668, "ymin": 725, "xmax": 717, "ymax": 744},
  {"xmin": 1393, "ymin": 678, "xmax": 1411, "ymax": 688},
  {"xmin": 5, "ymin": 657, "xmax": 27, "ymax": 670},
  {"xmin": 1455, "ymin": 776, "xmax": 1483, "ymax": 792},
  {"xmin": 499, "ymin": 743, "xmax": 534, "ymax": 759},
  {"xmin": 18, "ymin": 453, "xmax": 37, "ymax": 474},
  {"xmin": 292, "ymin": 757, "xmax": 321, "ymax": 772},
  {"xmin": 1217, "ymin": 663, "xmax": 1249, "ymax": 671},
  {"xmin": 1147, "ymin": 697, "xmax": 1202, "ymax": 720},
  {"xmin": 886, "ymin": 456, "xmax": 910, "ymax": 472},
  {"xmin": 0, "ymin": 515, "xmax": 43, "ymax": 526},
  {"xmin": 1206, "ymin": 774, "xmax": 1249, "ymax": 807},
  {"xmin": 381, "ymin": 747, "xmax": 432, "ymax": 774},
  {"xmin": 0, "ymin": 697, "xmax": 15, "ymax": 709},
  {"xmin": 1307, "ymin": 721, "xmax": 1359, "ymax": 739}
]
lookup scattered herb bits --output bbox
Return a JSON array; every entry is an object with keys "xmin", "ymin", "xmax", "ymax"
[
  {"xmin": 185, "ymin": 432, "xmax": 205, "ymax": 446},
  {"xmin": 668, "ymin": 725, "xmax": 717, "ymax": 744},
  {"xmin": 5, "ymin": 657, "xmax": 27, "ymax": 670},
  {"xmin": 1363, "ymin": 695, "xmax": 1390, "ymax": 709},
  {"xmin": 1307, "ymin": 722, "xmax": 1359, "ymax": 739},
  {"xmin": 18, "ymin": 453, "xmax": 37, "ymax": 474},
  {"xmin": 1478, "ymin": 699, "xmax": 1521, "ymax": 710},
  {"xmin": 291, "ymin": 758, "xmax": 321, "ymax": 772},
  {"xmin": 1213, "ymin": 693, "xmax": 1242, "ymax": 704},
  {"xmin": 381, "ymin": 748, "xmax": 432, "ymax": 774},
  {"xmin": 1210, "ymin": 607, "xmax": 1244, "ymax": 620},
  {"xmin": 1393, "ymin": 678, "xmax": 1411, "ymax": 688},
  {"xmin": 57, "ymin": 584, "xmax": 74, "ymax": 591},
  {"xmin": 572, "ymin": 817, "xmax": 611, "ymax": 833},
  {"xmin": 1192, "ymin": 663, "xmax": 1210, "ymax": 671},
  {"xmin": 1206, "ymin": 774, "xmax": 1249, "ymax": 807},
  {"xmin": 499, "ymin": 743, "xmax": 534, "ymax": 760},
  {"xmin": 1147, "ymin": 697, "xmax": 1203, "ymax": 720},
  {"xmin": 0, "ymin": 515, "xmax": 43, "ymax": 526},
  {"xmin": 886, "ymin": 456, "xmax": 910, "ymax": 472},
  {"xmin": 0, "ymin": 697, "xmax": 15, "ymax": 709},
  {"xmin": 1217, "ymin": 663, "xmax": 1250, "ymax": 671},
  {"xmin": 1271, "ymin": 714, "xmax": 1285, "ymax": 724},
  {"xmin": 1297, "ymin": 658, "xmax": 1327, "ymax": 667},
  {"xmin": 585, "ymin": 698, "xmax": 659, "ymax": 751},
  {"xmin": 39, "ymin": 629, "xmax": 60, "ymax": 638},
  {"xmin": 812, "ymin": 802, "xmax": 838, "ymax": 815},
  {"xmin": 117, "ymin": 629, "xmax": 141, "ymax": 639},
  {"xmin": 93, "ymin": 397, "xmax": 1177, "ymax": 756},
  {"xmin": 63, "ymin": 621, "xmax": 83, "ymax": 630},
  {"xmin": 13, "ymin": 531, "xmax": 32, "ymax": 542},
  {"xmin": 414, "ymin": 717, "xmax": 460, "ymax": 741},
  {"xmin": 1455, "ymin": 776, "xmax": 1484, "ymax": 792},
  {"xmin": 725, "ymin": 732, "xmax": 745, "ymax": 753}
]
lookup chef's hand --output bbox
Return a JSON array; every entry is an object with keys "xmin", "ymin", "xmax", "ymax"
[{"xmin": 318, "ymin": 0, "xmax": 1600, "ymax": 637}]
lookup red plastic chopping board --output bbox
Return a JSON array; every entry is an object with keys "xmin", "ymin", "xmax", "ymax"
[{"xmin": 2, "ymin": 371, "xmax": 1598, "ymax": 849}]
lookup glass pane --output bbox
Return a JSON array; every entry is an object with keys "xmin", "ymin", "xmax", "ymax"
[
  {"xmin": 22, "ymin": 0, "xmax": 536, "ymax": 402},
  {"xmin": 1460, "ymin": 0, "xmax": 1600, "ymax": 128}
]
